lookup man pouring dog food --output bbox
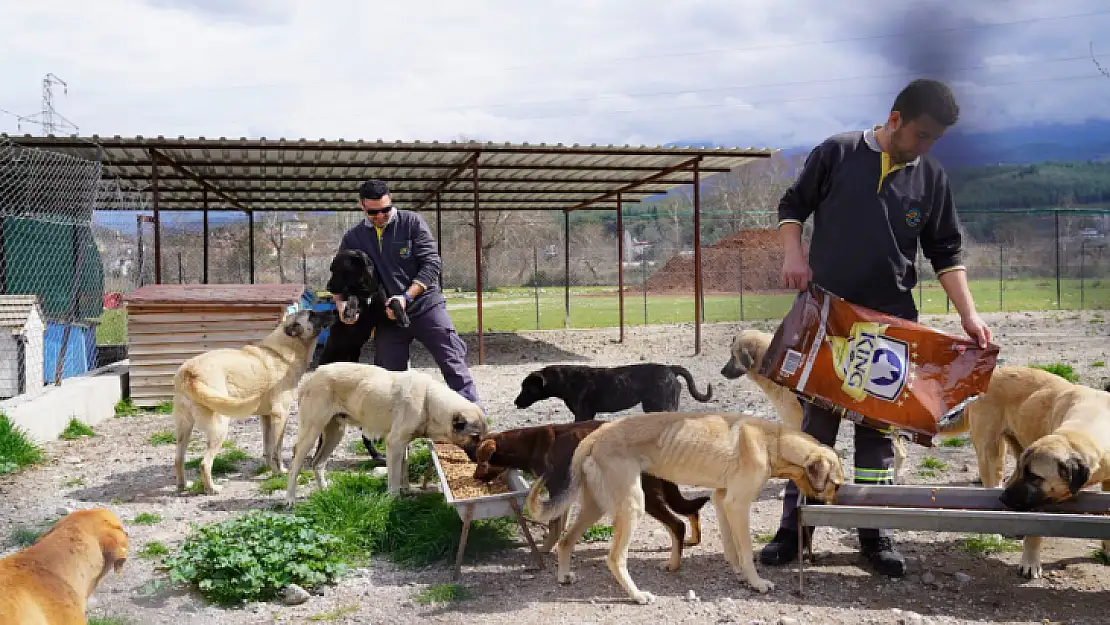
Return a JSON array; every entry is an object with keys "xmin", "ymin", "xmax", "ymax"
[{"xmin": 762, "ymin": 78, "xmax": 992, "ymax": 577}]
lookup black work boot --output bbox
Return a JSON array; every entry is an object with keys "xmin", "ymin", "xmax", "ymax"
[
  {"xmin": 859, "ymin": 534, "xmax": 907, "ymax": 578},
  {"xmin": 759, "ymin": 526, "xmax": 813, "ymax": 566}
]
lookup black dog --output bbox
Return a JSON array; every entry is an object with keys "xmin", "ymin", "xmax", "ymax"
[
  {"xmin": 314, "ymin": 249, "xmax": 411, "ymax": 460},
  {"xmin": 514, "ymin": 363, "xmax": 713, "ymax": 421}
]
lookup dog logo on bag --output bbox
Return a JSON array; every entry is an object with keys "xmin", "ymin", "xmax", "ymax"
[{"xmin": 826, "ymin": 322, "xmax": 915, "ymax": 403}]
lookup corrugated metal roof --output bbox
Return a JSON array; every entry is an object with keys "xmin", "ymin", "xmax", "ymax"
[
  {"xmin": 3, "ymin": 134, "xmax": 776, "ymax": 213},
  {"xmin": 0, "ymin": 294, "xmax": 42, "ymax": 331},
  {"xmin": 124, "ymin": 283, "xmax": 310, "ymax": 305}
]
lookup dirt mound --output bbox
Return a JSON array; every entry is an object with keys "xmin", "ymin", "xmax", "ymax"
[{"xmin": 639, "ymin": 228, "xmax": 803, "ymax": 295}]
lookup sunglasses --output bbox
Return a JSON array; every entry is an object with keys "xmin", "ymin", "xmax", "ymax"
[{"xmin": 363, "ymin": 204, "xmax": 393, "ymax": 216}]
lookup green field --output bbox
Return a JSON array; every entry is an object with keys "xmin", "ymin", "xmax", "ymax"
[{"xmin": 92, "ymin": 277, "xmax": 1107, "ymax": 345}]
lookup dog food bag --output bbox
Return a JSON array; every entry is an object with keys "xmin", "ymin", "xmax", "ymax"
[{"xmin": 757, "ymin": 283, "xmax": 1000, "ymax": 447}]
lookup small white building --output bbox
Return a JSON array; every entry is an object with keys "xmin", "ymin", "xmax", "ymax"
[{"xmin": 0, "ymin": 295, "xmax": 46, "ymax": 399}]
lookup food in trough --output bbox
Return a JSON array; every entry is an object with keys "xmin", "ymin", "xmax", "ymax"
[{"xmin": 433, "ymin": 442, "xmax": 511, "ymax": 499}]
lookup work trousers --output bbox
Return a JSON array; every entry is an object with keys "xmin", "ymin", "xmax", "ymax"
[
  {"xmin": 372, "ymin": 300, "xmax": 481, "ymax": 406},
  {"xmin": 778, "ymin": 401, "xmax": 896, "ymax": 540}
]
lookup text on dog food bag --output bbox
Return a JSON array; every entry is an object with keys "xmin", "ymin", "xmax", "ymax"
[{"xmin": 757, "ymin": 283, "xmax": 1000, "ymax": 446}]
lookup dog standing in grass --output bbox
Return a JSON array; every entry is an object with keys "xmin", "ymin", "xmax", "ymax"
[
  {"xmin": 286, "ymin": 361, "xmax": 489, "ymax": 504},
  {"xmin": 173, "ymin": 308, "xmax": 336, "ymax": 495}
]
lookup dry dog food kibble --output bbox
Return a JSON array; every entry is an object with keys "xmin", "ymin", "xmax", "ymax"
[
  {"xmin": 433, "ymin": 442, "xmax": 511, "ymax": 499},
  {"xmin": 758, "ymin": 283, "xmax": 1000, "ymax": 446}
]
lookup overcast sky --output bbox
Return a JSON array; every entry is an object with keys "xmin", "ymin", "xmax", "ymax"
[{"xmin": 2, "ymin": 0, "xmax": 1110, "ymax": 150}]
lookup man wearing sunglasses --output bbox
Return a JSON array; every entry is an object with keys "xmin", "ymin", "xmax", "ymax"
[{"xmin": 336, "ymin": 179, "xmax": 483, "ymax": 418}]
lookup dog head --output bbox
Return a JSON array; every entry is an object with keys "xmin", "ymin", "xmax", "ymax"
[
  {"xmin": 37, "ymin": 509, "xmax": 130, "ymax": 588},
  {"xmin": 327, "ymin": 249, "xmax": 379, "ymax": 325},
  {"xmin": 281, "ymin": 308, "xmax": 337, "ymax": 341},
  {"xmin": 448, "ymin": 403, "xmax": 489, "ymax": 448},
  {"xmin": 789, "ymin": 446, "xmax": 844, "ymax": 504},
  {"xmin": 471, "ymin": 438, "xmax": 510, "ymax": 482},
  {"xmin": 721, "ymin": 329, "xmax": 772, "ymax": 380},
  {"xmin": 514, "ymin": 370, "xmax": 551, "ymax": 409},
  {"xmin": 1000, "ymin": 434, "xmax": 1092, "ymax": 511}
]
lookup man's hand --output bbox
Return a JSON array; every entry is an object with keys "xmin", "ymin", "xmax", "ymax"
[
  {"xmin": 960, "ymin": 311, "xmax": 992, "ymax": 349},
  {"xmin": 385, "ymin": 295, "xmax": 406, "ymax": 321},
  {"xmin": 782, "ymin": 249, "xmax": 812, "ymax": 291}
]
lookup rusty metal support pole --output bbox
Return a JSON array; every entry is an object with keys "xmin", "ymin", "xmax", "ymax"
[
  {"xmin": 150, "ymin": 150, "xmax": 162, "ymax": 284},
  {"xmin": 692, "ymin": 158, "xmax": 702, "ymax": 355},
  {"xmin": 436, "ymin": 193, "xmax": 444, "ymax": 290},
  {"xmin": 616, "ymin": 194, "xmax": 625, "ymax": 343},
  {"xmin": 473, "ymin": 164, "xmax": 484, "ymax": 365},
  {"xmin": 1055, "ymin": 209, "xmax": 1062, "ymax": 308},
  {"xmin": 248, "ymin": 210, "xmax": 255, "ymax": 284},
  {"xmin": 564, "ymin": 211, "xmax": 570, "ymax": 329},
  {"xmin": 202, "ymin": 189, "xmax": 209, "ymax": 284}
]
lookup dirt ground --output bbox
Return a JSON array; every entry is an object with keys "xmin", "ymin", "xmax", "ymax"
[{"xmin": 3, "ymin": 310, "xmax": 1110, "ymax": 625}]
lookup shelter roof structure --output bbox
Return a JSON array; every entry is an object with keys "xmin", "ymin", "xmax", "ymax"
[{"xmin": 3, "ymin": 134, "xmax": 775, "ymax": 213}]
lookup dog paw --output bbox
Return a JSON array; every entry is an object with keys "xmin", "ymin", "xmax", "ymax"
[
  {"xmin": 631, "ymin": 591, "xmax": 656, "ymax": 605},
  {"xmin": 557, "ymin": 572, "xmax": 576, "ymax": 585},
  {"xmin": 659, "ymin": 560, "xmax": 680, "ymax": 573},
  {"xmin": 1018, "ymin": 562, "xmax": 1042, "ymax": 579},
  {"xmin": 749, "ymin": 577, "xmax": 775, "ymax": 593}
]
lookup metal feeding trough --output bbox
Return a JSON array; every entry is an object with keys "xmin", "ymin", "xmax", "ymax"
[
  {"xmin": 795, "ymin": 484, "xmax": 1110, "ymax": 594},
  {"xmin": 424, "ymin": 440, "xmax": 549, "ymax": 580}
]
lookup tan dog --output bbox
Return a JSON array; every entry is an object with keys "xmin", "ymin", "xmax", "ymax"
[
  {"xmin": 937, "ymin": 365, "xmax": 1110, "ymax": 578},
  {"xmin": 0, "ymin": 508, "xmax": 129, "ymax": 625},
  {"xmin": 285, "ymin": 362, "xmax": 489, "ymax": 504},
  {"xmin": 173, "ymin": 308, "xmax": 336, "ymax": 494},
  {"xmin": 721, "ymin": 328, "xmax": 910, "ymax": 483},
  {"xmin": 526, "ymin": 411, "xmax": 844, "ymax": 604}
]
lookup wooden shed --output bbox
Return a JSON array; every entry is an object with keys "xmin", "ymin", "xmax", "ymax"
[
  {"xmin": 0, "ymin": 294, "xmax": 46, "ymax": 399},
  {"xmin": 123, "ymin": 284, "xmax": 315, "ymax": 407}
]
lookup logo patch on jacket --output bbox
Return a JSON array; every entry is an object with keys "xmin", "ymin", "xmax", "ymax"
[
  {"xmin": 398, "ymin": 239, "xmax": 412, "ymax": 259},
  {"xmin": 905, "ymin": 207, "xmax": 922, "ymax": 228}
]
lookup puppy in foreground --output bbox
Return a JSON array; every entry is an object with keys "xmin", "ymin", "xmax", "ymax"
[
  {"xmin": 286, "ymin": 362, "xmax": 488, "ymax": 504},
  {"xmin": 0, "ymin": 508, "xmax": 129, "ymax": 625},
  {"xmin": 526, "ymin": 411, "xmax": 843, "ymax": 604}
]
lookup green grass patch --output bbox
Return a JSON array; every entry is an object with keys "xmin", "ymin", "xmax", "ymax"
[
  {"xmin": 413, "ymin": 583, "xmax": 472, "ymax": 605},
  {"xmin": 1030, "ymin": 362, "xmax": 1080, "ymax": 383},
  {"xmin": 149, "ymin": 431, "xmax": 175, "ymax": 446},
  {"xmin": 1092, "ymin": 361, "xmax": 1106, "ymax": 368},
  {"xmin": 0, "ymin": 413, "xmax": 45, "ymax": 476},
  {"xmin": 753, "ymin": 532, "xmax": 777, "ymax": 543},
  {"xmin": 88, "ymin": 617, "xmax": 133, "ymax": 625},
  {"xmin": 920, "ymin": 456, "xmax": 948, "ymax": 471},
  {"xmin": 165, "ymin": 510, "xmax": 348, "ymax": 606},
  {"xmin": 308, "ymin": 603, "xmax": 360, "ymax": 621},
  {"xmin": 138, "ymin": 541, "xmax": 170, "ymax": 559},
  {"xmin": 260, "ymin": 471, "xmax": 311, "ymax": 494},
  {"xmin": 581, "ymin": 524, "xmax": 614, "ymax": 543},
  {"xmin": 8, "ymin": 516, "xmax": 60, "ymax": 548},
  {"xmin": 958, "ymin": 534, "xmax": 1023, "ymax": 555},
  {"xmin": 95, "ymin": 308, "xmax": 128, "ymax": 345},
  {"xmin": 153, "ymin": 401, "xmax": 174, "ymax": 414},
  {"xmin": 63, "ymin": 477, "xmax": 86, "ymax": 488},
  {"xmin": 1092, "ymin": 548, "xmax": 1110, "ymax": 565},
  {"xmin": 939, "ymin": 436, "xmax": 970, "ymax": 448},
  {"xmin": 294, "ymin": 471, "xmax": 516, "ymax": 568},
  {"xmin": 114, "ymin": 399, "xmax": 143, "ymax": 418},
  {"xmin": 59, "ymin": 418, "xmax": 96, "ymax": 440},
  {"xmin": 132, "ymin": 512, "xmax": 162, "ymax": 525},
  {"xmin": 183, "ymin": 447, "xmax": 250, "ymax": 476}
]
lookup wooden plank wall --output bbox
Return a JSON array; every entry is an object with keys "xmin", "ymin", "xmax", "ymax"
[{"xmin": 126, "ymin": 304, "xmax": 286, "ymax": 407}]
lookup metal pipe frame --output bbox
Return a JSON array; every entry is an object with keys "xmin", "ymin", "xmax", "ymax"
[
  {"xmin": 564, "ymin": 157, "xmax": 702, "ymax": 212},
  {"xmin": 202, "ymin": 189, "xmax": 209, "ymax": 284},
  {"xmin": 413, "ymin": 152, "xmax": 480, "ymax": 211},
  {"xmin": 692, "ymin": 157, "xmax": 702, "ymax": 354},
  {"xmin": 473, "ymin": 163, "xmax": 484, "ymax": 365},
  {"xmin": 95, "ymin": 159, "xmax": 739, "ymax": 174},
  {"xmin": 564, "ymin": 211, "xmax": 570, "ymax": 328},
  {"xmin": 247, "ymin": 210, "xmax": 255, "ymax": 284},
  {"xmin": 150, "ymin": 149, "xmax": 162, "ymax": 284},
  {"xmin": 112, "ymin": 172, "xmax": 699, "ymax": 186},
  {"xmin": 436, "ymin": 193, "xmax": 443, "ymax": 290},
  {"xmin": 616, "ymin": 194, "xmax": 624, "ymax": 343}
]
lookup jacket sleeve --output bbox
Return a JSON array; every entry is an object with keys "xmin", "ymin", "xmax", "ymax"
[
  {"xmin": 777, "ymin": 140, "xmax": 834, "ymax": 227},
  {"xmin": 920, "ymin": 167, "xmax": 965, "ymax": 275},
  {"xmin": 410, "ymin": 213, "xmax": 441, "ymax": 289}
]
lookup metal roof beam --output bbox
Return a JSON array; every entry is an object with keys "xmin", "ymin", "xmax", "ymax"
[
  {"xmin": 564, "ymin": 157, "xmax": 701, "ymax": 212},
  {"xmin": 149, "ymin": 197, "xmax": 638, "ymax": 206},
  {"xmin": 412, "ymin": 152, "xmax": 479, "ymax": 212},
  {"xmin": 94, "ymin": 204, "xmax": 633, "ymax": 213},
  {"xmin": 107, "ymin": 172, "xmax": 697, "ymax": 185},
  {"xmin": 98, "ymin": 159, "xmax": 736, "ymax": 173},
  {"xmin": 141, "ymin": 187, "xmax": 670, "ymax": 197},
  {"xmin": 148, "ymin": 148, "xmax": 252, "ymax": 213}
]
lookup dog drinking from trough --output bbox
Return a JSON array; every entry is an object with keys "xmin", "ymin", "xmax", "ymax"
[
  {"xmin": 513, "ymin": 363, "xmax": 713, "ymax": 421},
  {"xmin": 173, "ymin": 308, "xmax": 336, "ymax": 495},
  {"xmin": 526, "ymin": 411, "xmax": 844, "ymax": 604},
  {"xmin": 462, "ymin": 420, "xmax": 710, "ymax": 569}
]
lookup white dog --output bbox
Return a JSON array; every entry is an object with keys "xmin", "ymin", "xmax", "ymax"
[{"xmin": 285, "ymin": 362, "xmax": 489, "ymax": 504}]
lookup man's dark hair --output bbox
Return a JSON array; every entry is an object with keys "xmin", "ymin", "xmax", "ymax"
[
  {"xmin": 891, "ymin": 78, "xmax": 959, "ymax": 127},
  {"xmin": 359, "ymin": 179, "xmax": 390, "ymax": 200}
]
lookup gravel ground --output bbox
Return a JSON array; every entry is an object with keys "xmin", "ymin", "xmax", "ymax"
[{"xmin": 3, "ymin": 310, "xmax": 1110, "ymax": 625}]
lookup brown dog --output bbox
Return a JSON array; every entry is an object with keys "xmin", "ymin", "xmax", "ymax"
[
  {"xmin": 0, "ymin": 508, "xmax": 129, "ymax": 625},
  {"xmin": 463, "ymin": 421, "xmax": 710, "ymax": 570}
]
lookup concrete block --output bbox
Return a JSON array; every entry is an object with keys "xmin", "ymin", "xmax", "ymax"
[{"xmin": 0, "ymin": 360, "xmax": 128, "ymax": 444}]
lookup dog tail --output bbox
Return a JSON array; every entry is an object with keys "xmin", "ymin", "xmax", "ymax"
[
  {"xmin": 526, "ymin": 426, "xmax": 602, "ymax": 523},
  {"xmin": 659, "ymin": 479, "xmax": 710, "ymax": 515},
  {"xmin": 178, "ymin": 365, "xmax": 261, "ymax": 415},
  {"xmin": 670, "ymin": 365, "xmax": 712, "ymax": 402}
]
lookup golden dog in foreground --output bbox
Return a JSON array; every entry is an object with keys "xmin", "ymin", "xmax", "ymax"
[
  {"xmin": 526, "ymin": 411, "xmax": 843, "ymax": 604},
  {"xmin": 0, "ymin": 508, "xmax": 129, "ymax": 625}
]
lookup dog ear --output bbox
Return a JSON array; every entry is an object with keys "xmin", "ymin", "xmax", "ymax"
[
  {"xmin": 283, "ymin": 320, "xmax": 302, "ymax": 337},
  {"xmin": 738, "ymin": 347, "xmax": 755, "ymax": 370},
  {"xmin": 1060, "ymin": 456, "xmax": 1091, "ymax": 495},
  {"xmin": 100, "ymin": 528, "xmax": 129, "ymax": 575},
  {"xmin": 476, "ymin": 438, "xmax": 497, "ymax": 463},
  {"xmin": 524, "ymin": 372, "xmax": 545, "ymax": 391},
  {"xmin": 804, "ymin": 454, "xmax": 832, "ymax": 494},
  {"xmin": 452, "ymin": 412, "xmax": 470, "ymax": 433}
]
